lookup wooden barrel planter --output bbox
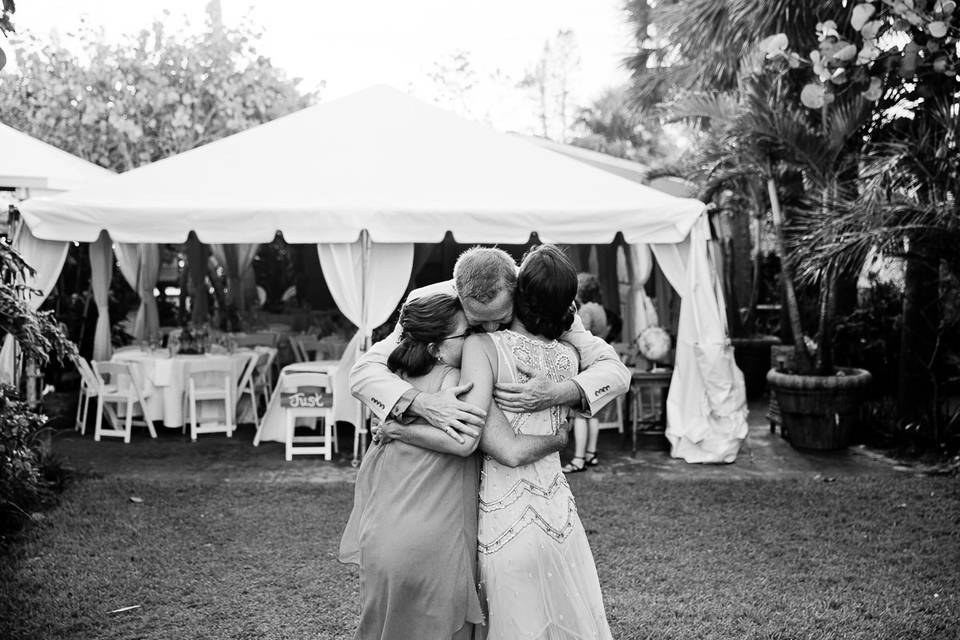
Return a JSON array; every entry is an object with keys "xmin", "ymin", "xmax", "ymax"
[
  {"xmin": 766, "ymin": 367, "xmax": 872, "ymax": 450},
  {"xmin": 731, "ymin": 335, "xmax": 781, "ymax": 400}
]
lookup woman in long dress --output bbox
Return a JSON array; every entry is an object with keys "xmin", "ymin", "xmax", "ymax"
[
  {"xmin": 339, "ymin": 293, "xmax": 484, "ymax": 640},
  {"xmin": 458, "ymin": 244, "xmax": 614, "ymax": 640}
]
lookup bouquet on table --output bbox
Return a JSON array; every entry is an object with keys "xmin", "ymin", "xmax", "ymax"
[{"xmin": 635, "ymin": 326, "xmax": 672, "ymax": 366}]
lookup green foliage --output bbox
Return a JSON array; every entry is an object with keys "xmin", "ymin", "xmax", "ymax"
[
  {"xmin": 624, "ymin": 0, "xmax": 835, "ymax": 102},
  {"xmin": 0, "ymin": 384, "xmax": 58, "ymax": 533},
  {"xmin": 0, "ymin": 16, "xmax": 314, "ymax": 171},
  {"xmin": 570, "ymin": 85, "xmax": 681, "ymax": 165},
  {"xmin": 0, "ymin": 0, "xmax": 13, "ymax": 72},
  {"xmin": 0, "ymin": 236, "xmax": 77, "ymax": 368},
  {"xmin": 833, "ymin": 279, "xmax": 903, "ymax": 397}
]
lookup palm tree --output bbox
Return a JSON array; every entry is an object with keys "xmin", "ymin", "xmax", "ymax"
[
  {"xmin": 791, "ymin": 98, "xmax": 960, "ymax": 424},
  {"xmin": 663, "ymin": 62, "xmax": 870, "ymax": 374},
  {"xmin": 624, "ymin": 0, "xmax": 838, "ymax": 99}
]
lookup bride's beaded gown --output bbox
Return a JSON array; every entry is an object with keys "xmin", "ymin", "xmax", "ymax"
[{"xmin": 478, "ymin": 330, "xmax": 613, "ymax": 640}]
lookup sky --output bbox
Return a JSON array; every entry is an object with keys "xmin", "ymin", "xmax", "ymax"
[{"xmin": 11, "ymin": 0, "xmax": 636, "ymax": 134}]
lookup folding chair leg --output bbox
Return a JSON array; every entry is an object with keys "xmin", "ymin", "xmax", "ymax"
[
  {"xmin": 324, "ymin": 420, "xmax": 333, "ymax": 461},
  {"xmin": 190, "ymin": 390, "xmax": 198, "ymax": 442},
  {"xmin": 144, "ymin": 405, "xmax": 158, "ymax": 439},
  {"xmin": 81, "ymin": 393, "xmax": 92, "ymax": 436},
  {"xmin": 94, "ymin": 397, "xmax": 104, "ymax": 442},
  {"xmin": 285, "ymin": 415, "xmax": 294, "ymax": 462},
  {"xmin": 124, "ymin": 399, "xmax": 134, "ymax": 444},
  {"xmin": 75, "ymin": 388, "xmax": 83, "ymax": 432}
]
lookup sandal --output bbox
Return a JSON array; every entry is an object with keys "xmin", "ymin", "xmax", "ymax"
[
  {"xmin": 584, "ymin": 451, "xmax": 599, "ymax": 467},
  {"xmin": 562, "ymin": 456, "xmax": 586, "ymax": 474}
]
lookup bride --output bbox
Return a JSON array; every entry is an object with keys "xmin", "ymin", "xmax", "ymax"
[{"xmin": 458, "ymin": 244, "xmax": 614, "ymax": 640}]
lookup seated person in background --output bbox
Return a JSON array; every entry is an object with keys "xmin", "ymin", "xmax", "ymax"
[
  {"xmin": 564, "ymin": 272, "xmax": 609, "ymax": 473},
  {"xmin": 576, "ymin": 273, "xmax": 609, "ymax": 342}
]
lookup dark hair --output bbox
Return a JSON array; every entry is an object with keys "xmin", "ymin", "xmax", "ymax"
[
  {"xmin": 514, "ymin": 244, "xmax": 577, "ymax": 340},
  {"xmin": 387, "ymin": 293, "xmax": 462, "ymax": 377},
  {"xmin": 576, "ymin": 273, "xmax": 603, "ymax": 305}
]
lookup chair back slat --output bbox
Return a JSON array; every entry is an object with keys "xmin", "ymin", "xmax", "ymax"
[
  {"xmin": 92, "ymin": 361, "xmax": 137, "ymax": 391},
  {"xmin": 282, "ymin": 371, "xmax": 331, "ymax": 393},
  {"xmin": 73, "ymin": 355, "xmax": 100, "ymax": 390},
  {"xmin": 232, "ymin": 332, "xmax": 279, "ymax": 348}
]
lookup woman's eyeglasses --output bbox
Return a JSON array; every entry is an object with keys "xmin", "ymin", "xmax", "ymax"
[{"xmin": 440, "ymin": 330, "xmax": 472, "ymax": 341}]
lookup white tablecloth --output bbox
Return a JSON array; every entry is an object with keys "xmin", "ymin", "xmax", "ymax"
[
  {"xmin": 254, "ymin": 360, "xmax": 340, "ymax": 444},
  {"xmin": 110, "ymin": 348, "xmax": 266, "ymax": 428}
]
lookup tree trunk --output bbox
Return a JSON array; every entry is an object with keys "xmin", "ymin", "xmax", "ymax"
[
  {"xmin": 767, "ymin": 176, "xmax": 813, "ymax": 373},
  {"xmin": 728, "ymin": 207, "xmax": 753, "ymax": 335},
  {"xmin": 815, "ymin": 267, "xmax": 836, "ymax": 375},
  {"xmin": 897, "ymin": 232, "xmax": 940, "ymax": 421}
]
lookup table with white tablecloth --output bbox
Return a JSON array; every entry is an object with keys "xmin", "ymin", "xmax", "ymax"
[
  {"xmin": 254, "ymin": 360, "xmax": 343, "ymax": 444},
  {"xmin": 110, "ymin": 347, "xmax": 269, "ymax": 428}
]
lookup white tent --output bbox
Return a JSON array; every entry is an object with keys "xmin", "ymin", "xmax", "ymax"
[
  {"xmin": 0, "ymin": 123, "xmax": 116, "ymax": 382},
  {"xmin": 17, "ymin": 85, "xmax": 748, "ymax": 463},
  {"xmin": 0, "ymin": 122, "xmax": 114, "ymax": 195}
]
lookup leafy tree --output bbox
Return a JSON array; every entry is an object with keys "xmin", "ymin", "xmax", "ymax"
[
  {"xmin": 0, "ymin": 16, "xmax": 314, "ymax": 171},
  {"xmin": 518, "ymin": 29, "xmax": 581, "ymax": 142},
  {"xmin": 428, "ymin": 50, "xmax": 480, "ymax": 119},
  {"xmin": 0, "ymin": 0, "xmax": 13, "ymax": 72},
  {"xmin": 1, "ymin": 231, "xmax": 77, "ymax": 532},
  {"xmin": 636, "ymin": 1, "xmax": 958, "ymax": 381},
  {"xmin": 570, "ymin": 85, "xmax": 684, "ymax": 165}
]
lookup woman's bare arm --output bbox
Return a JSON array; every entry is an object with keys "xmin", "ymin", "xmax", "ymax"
[
  {"xmin": 458, "ymin": 335, "xmax": 569, "ymax": 468},
  {"xmin": 377, "ymin": 368, "xmax": 480, "ymax": 457}
]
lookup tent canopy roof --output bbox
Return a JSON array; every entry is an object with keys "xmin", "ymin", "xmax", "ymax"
[
  {"xmin": 1, "ymin": 123, "xmax": 114, "ymax": 192},
  {"xmin": 21, "ymin": 85, "xmax": 704, "ymax": 245}
]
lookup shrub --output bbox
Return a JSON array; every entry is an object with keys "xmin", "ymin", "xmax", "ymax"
[{"xmin": 0, "ymin": 384, "xmax": 60, "ymax": 534}]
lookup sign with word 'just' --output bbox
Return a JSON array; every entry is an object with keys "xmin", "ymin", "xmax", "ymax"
[{"xmin": 280, "ymin": 388, "xmax": 333, "ymax": 409}]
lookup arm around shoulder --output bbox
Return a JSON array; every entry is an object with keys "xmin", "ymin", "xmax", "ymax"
[
  {"xmin": 563, "ymin": 313, "xmax": 631, "ymax": 415},
  {"xmin": 349, "ymin": 322, "xmax": 415, "ymax": 422}
]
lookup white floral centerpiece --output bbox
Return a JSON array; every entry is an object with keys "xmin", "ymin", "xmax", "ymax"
[{"xmin": 635, "ymin": 326, "xmax": 672, "ymax": 364}]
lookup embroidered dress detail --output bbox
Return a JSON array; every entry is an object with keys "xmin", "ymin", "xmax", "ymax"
[
  {"xmin": 478, "ymin": 494, "xmax": 577, "ymax": 555},
  {"xmin": 478, "ymin": 330, "xmax": 613, "ymax": 640},
  {"xmin": 478, "ymin": 468, "xmax": 568, "ymax": 512}
]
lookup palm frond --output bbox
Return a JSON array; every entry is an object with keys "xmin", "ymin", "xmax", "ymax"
[{"xmin": 661, "ymin": 90, "xmax": 739, "ymax": 125}]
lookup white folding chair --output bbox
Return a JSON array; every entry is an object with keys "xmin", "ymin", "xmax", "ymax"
[
  {"xmin": 253, "ymin": 348, "xmax": 277, "ymax": 408},
  {"xmin": 282, "ymin": 372, "xmax": 336, "ymax": 461},
  {"xmin": 91, "ymin": 361, "xmax": 158, "ymax": 443},
  {"xmin": 235, "ymin": 352, "xmax": 261, "ymax": 428},
  {"xmin": 185, "ymin": 359, "xmax": 235, "ymax": 441},
  {"xmin": 595, "ymin": 395, "xmax": 625, "ymax": 433},
  {"xmin": 72, "ymin": 355, "xmax": 101, "ymax": 435},
  {"xmin": 290, "ymin": 335, "xmax": 321, "ymax": 362}
]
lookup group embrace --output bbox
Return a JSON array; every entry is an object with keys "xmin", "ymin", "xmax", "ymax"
[{"xmin": 339, "ymin": 244, "xmax": 631, "ymax": 639}]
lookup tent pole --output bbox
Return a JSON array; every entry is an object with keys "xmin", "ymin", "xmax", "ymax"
[{"xmin": 353, "ymin": 230, "xmax": 371, "ymax": 466}]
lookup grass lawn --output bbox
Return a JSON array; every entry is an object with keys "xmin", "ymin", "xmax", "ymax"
[{"xmin": 1, "ymin": 472, "xmax": 958, "ymax": 639}]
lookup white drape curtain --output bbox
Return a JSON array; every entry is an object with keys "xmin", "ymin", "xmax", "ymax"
[
  {"xmin": 211, "ymin": 243, "xmax": 258, "ymax": 308},
  {"xmin": 627, "ymin": 243, "xmax": 659, "ymax": 338},
  {"xmin": 317, "ymin": 234, "xmax": 415, "ymax": 425},
  {"xmin": 0, "ymin": 223, "xmax": 70, "ymax": 384},
  {"xmin": 89, "ymin": 231, "xmax": 113, "ymax": 361},
  {"xmin": 115, "ymin": 243, "xmax": 160, "ymax": 341},
  {"xmin": 651, "ymin": 216, "xmax": 748, "ymax": 463}
]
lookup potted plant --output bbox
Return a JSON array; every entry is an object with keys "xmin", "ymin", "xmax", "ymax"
[
  {"xmin": 663, "ymin": 46, "xmax": 879, "ymax": 448},
  {"xmin": 755, "ymin": 2, "xmax": 958, "ymax": 449}
]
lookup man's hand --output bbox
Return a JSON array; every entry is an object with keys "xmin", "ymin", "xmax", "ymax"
[
  {"xmin": 494, "ymin": 362, "xmax": 578, "ymax": 412},
  {"xmin": 410, "ymin": 382, "xmax": 485, "ymax": 443},
  {"xmin": 371, "ymin": 420, "xmax": 401, "ymax": 446}
]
